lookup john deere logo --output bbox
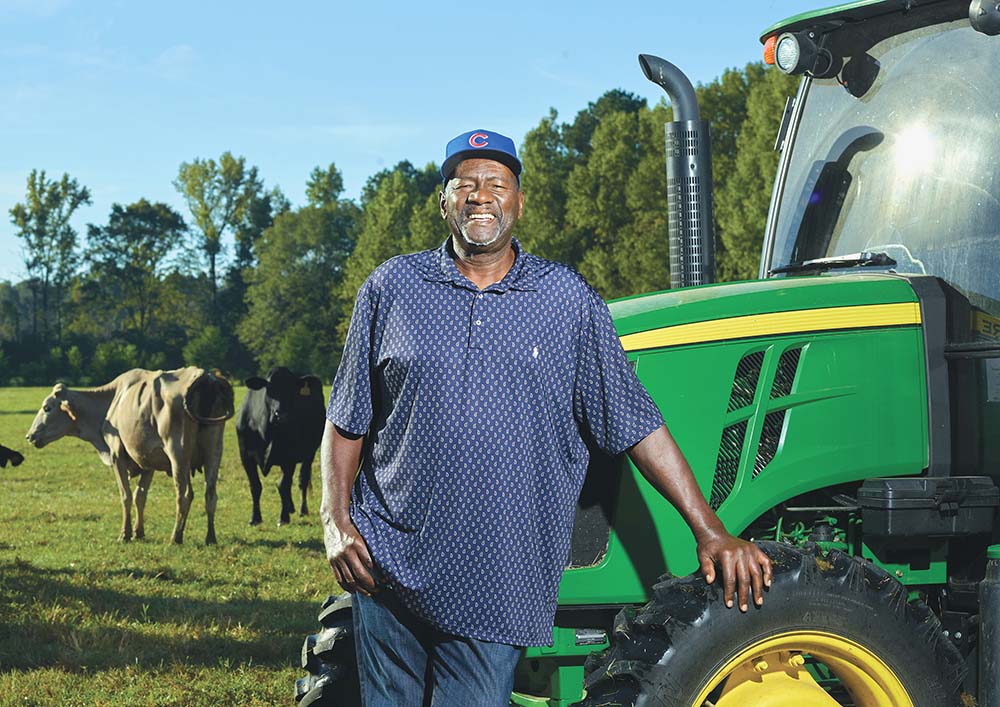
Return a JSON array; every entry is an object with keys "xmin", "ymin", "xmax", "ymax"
[{"xmin": 469, "ymin": 132, "xmax": 489, "ymax": 148}]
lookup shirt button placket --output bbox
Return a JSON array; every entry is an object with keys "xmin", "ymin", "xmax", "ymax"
[{"xmin": 469, "ymin": 291, "xmax": 484, "ymax": 350}]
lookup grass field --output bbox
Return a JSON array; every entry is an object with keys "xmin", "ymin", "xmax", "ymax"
[{"xmin": 0, "ymin": 384, "xmax": 338, "ymax": 706}]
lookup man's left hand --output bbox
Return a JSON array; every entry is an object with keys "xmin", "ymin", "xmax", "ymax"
[{"xmin": 696, "ymin": 530, "xmax": 772, "ymax": 611}]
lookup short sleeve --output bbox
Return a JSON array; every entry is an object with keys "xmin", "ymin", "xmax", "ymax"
[
  {"xmin": 573, "ymin": 287, "xmax": 664, "ymax": 455},
  {"xmin": 327, "ymin": 277, "xmax": 377, "ymax": 436}
]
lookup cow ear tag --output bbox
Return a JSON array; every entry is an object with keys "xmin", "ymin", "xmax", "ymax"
[
  {"xmin": 59, "ymin": 400, "xmax": 78, "ymax": 422},
  {"xmin": 299, "ymin": 383, "xmax": 311, "ymax": 396}
]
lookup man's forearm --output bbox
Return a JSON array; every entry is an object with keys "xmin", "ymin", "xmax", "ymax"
[
  {"xmin": 320, "ymin": 420, "xmax": 364, "ymax": 526},
  {"xmin": 626, "ymin": 425, "xmax": 726, "ymax": 540}
]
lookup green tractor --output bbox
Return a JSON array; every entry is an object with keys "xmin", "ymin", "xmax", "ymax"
[{"xmin": 296, "ymin": 1, "xmax": 1000, "ymax": 705}]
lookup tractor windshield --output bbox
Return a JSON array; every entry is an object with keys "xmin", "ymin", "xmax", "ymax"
[{"xmin": 766, "ymin": 13, "xmax": 1000, "ymax": 314}]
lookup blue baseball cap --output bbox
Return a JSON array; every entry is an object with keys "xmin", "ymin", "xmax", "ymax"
[{"xmin": 441, "ymin": 129, "xmax": 522, "ymax": 185}]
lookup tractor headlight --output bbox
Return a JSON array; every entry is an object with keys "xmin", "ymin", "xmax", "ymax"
[{"xmin": 775, "ymin": 32, "xmax": 818, "ymax": 75}]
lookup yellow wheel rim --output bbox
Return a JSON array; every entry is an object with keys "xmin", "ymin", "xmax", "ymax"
[{"xmin": 689, "ymin": 630, "xmax": 913, "ymax": 707}]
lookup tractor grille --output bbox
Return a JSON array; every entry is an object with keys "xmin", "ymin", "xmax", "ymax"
[
  {"xmin": 727, "ymin": 351, "xmax": 765, "ymax": 412},
  {"xmin": 713, "ymin": 347, "xmax": 804, "ymax": 505},
  {"xmin": 754, "ymin": 410, "xmax": 786, "ymax": 478},
  {"xmin": 710, "ymin": 421, "xmax": 747, "ymax": 509},
  {"xmin": 769, "ymin": 347, "xmax": 802, "ymax": 399}
]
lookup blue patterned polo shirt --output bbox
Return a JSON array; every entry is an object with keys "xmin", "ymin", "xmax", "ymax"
[{"xmin": 327, "ymin": 238, "xmax": 664, "ymax": 646}]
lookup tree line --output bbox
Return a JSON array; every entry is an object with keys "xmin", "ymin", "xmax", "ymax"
[{"xmin": 0, "ymin": 63, "xmax": 797, "ymax": 387}]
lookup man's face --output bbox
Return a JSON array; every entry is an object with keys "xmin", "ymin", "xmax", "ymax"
[{"xmin": 440, "ymin": 158, "xmax": 523, "ymax": 250}]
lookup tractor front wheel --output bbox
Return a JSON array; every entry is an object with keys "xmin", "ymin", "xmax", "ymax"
[{"xmin": 576, "ymin": 542, "xmax": 965, "ymax": 707}]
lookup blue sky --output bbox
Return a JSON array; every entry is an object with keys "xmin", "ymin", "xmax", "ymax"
[{"xmin": 0, "ymin": 0, "xmax": 822, "ymax": 283}]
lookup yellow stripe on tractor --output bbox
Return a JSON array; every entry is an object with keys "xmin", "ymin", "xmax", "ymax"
[{"xmin": 619, "ymin": 302, "xmax": 922, "ymax": 352}]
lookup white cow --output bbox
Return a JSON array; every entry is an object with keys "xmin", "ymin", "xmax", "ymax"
[{"xmin": 26, "ymin": 367, "xmax": 234, "ymax": 544}]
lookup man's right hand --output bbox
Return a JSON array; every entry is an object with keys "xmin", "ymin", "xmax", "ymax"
[
  {"xmin": 320, "ymin": 421, "xmax": 378, "ymax": 596},
  {"xmin": 322, "ymin": 512, "xmax": 380, "ymax": 596}
]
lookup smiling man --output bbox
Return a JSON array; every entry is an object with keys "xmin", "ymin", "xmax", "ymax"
[{"xmin": 320, "ymin": 129, "xmax": 771, "ymax": 707}]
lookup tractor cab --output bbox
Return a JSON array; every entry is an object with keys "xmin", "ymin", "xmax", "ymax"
[{"xmin": 761, "ymin": 2, "xmax": 1000, "ymax": 320}]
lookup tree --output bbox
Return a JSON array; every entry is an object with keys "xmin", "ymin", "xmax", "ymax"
[
  {"xmin": 83, "ymin": 199, "xmax": 187, "ymax": 359},
  {"xmin": 567, "ymin": 109, "xmax": 646, "ymax": 298},
  {"xmin": 183, "ymin": 325, "xmax": 228, "ymax": 371},
  {"xmin": 233, "ymin": 185, "xmax": 290, "ymax": 270},
  {"xmin": 334, "ymin": 162, "xmax": 438, "ymax": 348},
  {"xmin": 517, "ymin": 109, "xmax": 576, "ymax": 264},
  {"xmin": 9, "ymin": 170, "xmax": 91, "ymax": 342},
  {"xmin": 240, "ymin": 200, "xmax": 360, "ymax": 378},
  {"xmin": 173, "ymin": 152, "xmax": 263, "ymax": 315},
  {"xmin": 563, "ymin": 89, "xmax": 648, "ymax": 158},
  {"xmin": 406, "ymin": 191, "xmax": 448, "ymax": 253},
  {"xmin": 715, "ymin": 67, "xmax": 799, "ymax": 281},
  {"xmin": 0, "ymin": 282, "xmax": 22, "ymax": 344},
  {"xmin": 306, "ymin": 164, "xmax": 346, "ymax": 209},
  {"xmin": 240, "ymin": 163, "xmax": 360, "ymax": 378}
]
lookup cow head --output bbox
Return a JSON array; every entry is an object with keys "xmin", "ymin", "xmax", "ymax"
[
  {"xmin": 25, "ymin": 383, "xmax": 78, "ymax": 448},
  {"xmin": 245, "ymin": 367, "xmax": 303, "ymax": 428},
  {"xmin": 183, "ymin": 371, "xmax": 235, "ymax": 424}
]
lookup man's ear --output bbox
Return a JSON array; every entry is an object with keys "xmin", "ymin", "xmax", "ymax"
[
  {"xmin": 439, "ymin": 187, "xmax": 448, "ymax": 219},
  {"xmin": 516, "ymin": 189, "xmax": 524, "ymax": 219}
]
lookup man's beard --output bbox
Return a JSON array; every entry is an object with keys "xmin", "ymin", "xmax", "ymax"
[{"xmin": 458, "ymin": 211, "xmax": 505, "ymax": 248}]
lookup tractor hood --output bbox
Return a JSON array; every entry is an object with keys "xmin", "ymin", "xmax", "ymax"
[{"xmin": 609, "ymin": 274, "xmax": 920, "ymax": 352}]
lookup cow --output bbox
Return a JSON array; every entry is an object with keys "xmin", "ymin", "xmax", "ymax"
[
  {"xmin": 0, "ymin": 444, "xmax": 24, "ymax": 468},
  {"xmin": 25, "ymin": 367, "xmax": 234, "ymax": 544},
  {"xmin": 236, "ymin": 367, "xmax": 324, "ymax": 526}
]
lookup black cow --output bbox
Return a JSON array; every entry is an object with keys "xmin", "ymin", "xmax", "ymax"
[
  {"xmin": 0, "ymin": 444, "xmax": 24, "ymax": 468},
  {"xmin": 236, "ymin": 367, "xmax": 325, "ymax": 526}
]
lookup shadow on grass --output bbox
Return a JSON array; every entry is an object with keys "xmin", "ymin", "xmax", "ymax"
[
  {"xmin": 0, "ymin": 409, "xmax": 39, "ymax": 415},
  {"xmin": 231, "ymin": 537, "xmax": 324, "ymax": 552},
  {"xmin": 0, "ymin": 560, "xmax": 327, "ymax": 673}
]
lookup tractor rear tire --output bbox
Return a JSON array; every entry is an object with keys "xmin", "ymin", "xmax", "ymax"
[
  {"xmin": 295, "ymin": 594, "xmax": 361, "ymax": 707},
  {"xmin": 575, "ymin": 542, "xmax": 966, "ymax": 707}
]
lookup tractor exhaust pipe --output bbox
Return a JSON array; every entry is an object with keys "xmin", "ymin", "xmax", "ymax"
[{"xmin": 639, "ymin": 54, "xmax": 715, "ymax": 288}]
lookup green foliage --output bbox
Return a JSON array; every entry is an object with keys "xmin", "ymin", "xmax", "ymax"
[
  {"xmin": 233, "ymin": 185, "xmax": 290, "ymax": 270},
  {"xmin": 306, "ymin": 164, "xmax": 346, "ymax": 209},
  {"xmin": 406, "ymin": 191, "xmax": 448, "ymax": 253},
  {"xmin": 183, "ymin": 326, "xmax": 228, "ymax": 371},
  {"xmin": 563, "ymin": 89, "xmax": 648, "ymax": 158},
  {"xmin": 239, "ymin": 184, "xmax": 360, "ymax": 379},
  {"xmin": 91, "ymin": 340, "xmax": 142, "ymax": 382},
  {"xmin": 715, "ymin": 68, "xmax": 800, "ymax": 281},
  {"xmin": 173, "ymin": 153, "xmax": 264, "ymax": 313},
  {"xmin": 83, "ymin": 199, "xmax": 188, "ymax": 360},
  {"xmin": 9, "ymin": 170, "xmax": 92, "ymax": 342},
  {"xmin": 335, "ymin": 162, "xmax": 439, "ymax": 348},
  {"xmin": 517, "ymin": 109, "xmax": 574, "ymax": 263}
]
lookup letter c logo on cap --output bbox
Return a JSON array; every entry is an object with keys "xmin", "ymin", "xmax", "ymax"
[{"xmin": 468, "ymin": 132, "xmax": 489, "ymax": 148}]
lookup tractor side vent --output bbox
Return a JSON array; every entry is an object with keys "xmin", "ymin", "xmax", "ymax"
[
  {"xmin": 754, "ymin": 410, "xmax": 786, "ymax": 478},
  {"xmin": 727, "ymin": 351, "xmax": 765, "ymax": 412},
  {"xmin": 710, "ymin": 420, "xmax": 747, "ymax": 509},
  {"xmin": 770, "ymin": 347, "xmax": 802, "ymax": 399}
]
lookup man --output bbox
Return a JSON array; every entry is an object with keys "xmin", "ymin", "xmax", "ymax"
[{"xmin": 321, "ymin": 129, "xmax": 772, "ymax": 707}]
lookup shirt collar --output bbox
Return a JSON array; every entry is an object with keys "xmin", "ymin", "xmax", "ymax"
[{"xmin": 428, "ymin": 237, "xmax": 537, "ymax": 292}]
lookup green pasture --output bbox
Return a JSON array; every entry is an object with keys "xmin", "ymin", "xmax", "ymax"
[{"xmin": 0, "ymin": 385, "xmax": 337, "ymax": 706}]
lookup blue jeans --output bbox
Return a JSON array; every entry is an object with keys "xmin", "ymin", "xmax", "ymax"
[{"xmin": 353, "ymin": 590, "xmax": 523, "ymax": 707}]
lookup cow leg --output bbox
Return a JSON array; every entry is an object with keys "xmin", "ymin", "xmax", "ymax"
[
  {"xmin": 201, "ymin": 425, "xmax": 223, "ymax": 545},
  {"xmin": 164, "ymin": 444, "xmax": 192, "ymax": 545},
  {"xmin": 242, "ymin": 452, "xmax": 263, "ymax": 526},
  {"xmin": 277, "ymin": 463, "xmax": 295, "ymax": 526},
  {"xmin": 112, "ymin": 459, "xmax": 134, "ymax": 543},
  {"xmin": 132, "ymin": 470, "xmax": 154, "ymax": 539},
  {"xmin": 298, "ymin": 459, "xmax": 313, "ymax": 517}
]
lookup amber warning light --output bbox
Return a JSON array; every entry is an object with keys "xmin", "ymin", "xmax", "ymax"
[{"xmin": 763, "ymin": 35, "xmax": 777, "ymax": 65}]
